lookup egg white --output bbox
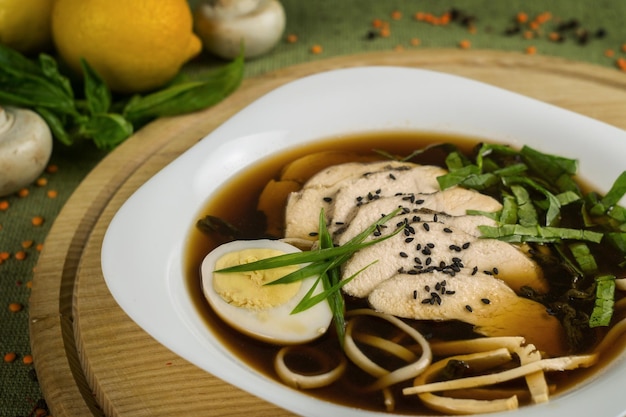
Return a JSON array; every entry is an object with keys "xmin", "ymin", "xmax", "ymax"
[{"xmin": 201, "ymin": 239, "xmax": 333, "ymax": 345}]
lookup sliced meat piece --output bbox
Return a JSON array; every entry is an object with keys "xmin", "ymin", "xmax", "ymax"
[
  {"xmin": 334, "ymin": 192, "xmax": 501, "ymax": 245},
  {"xmin": 284, "ymin": 161, "xmax": 417, "ymax": 240},
  {"xmin": 332, "ymin": 187, "xmax": 502, "ymax": 238},
  {"xmin": 341, "ymin": 219, "xmax": 546, "ymax": 298},
  {"xmin": 328, "ymin": 165, "xmax": 448, "ymax": 234},
  {"xmin": 303, "ymin": 160, "xmax": 416, "ymax": 188},
  {"xmin": 368, "ymin": 271, "xmax": 567, "ymax": 357}
]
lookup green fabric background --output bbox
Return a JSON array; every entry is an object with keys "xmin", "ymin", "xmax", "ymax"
[{"xmin": 1, "ymin": 1, "xmax": 626, "ymax": 415}]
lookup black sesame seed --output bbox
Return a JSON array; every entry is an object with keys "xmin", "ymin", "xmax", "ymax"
[
  {"xmin": 481, "ymin": 298, "xmax": 491, "ymax": 304},
  {"xmin": 425, "ymin": 285, "xmax": 430, "ymax": 291},
  {"xmin": 389, "ymin": 173, "xmax": 396, "ymax": 180},
  {"xmin": 309, "ymin": 232, "xmax": 319, "ymax": 237},
  {"xmin": 425, "ymin": 257, "xmax": 432, "ymax": 265},
  {"xmin": 413, "ymin": 290, "xmax": 418, "ymax": 299},
  {"xmin": 405, "ymin": 237, "xmax": 414, "ymax": 243},
  {"xmin": 408, "ymin": 269, "xmax": 418, "ymax": 274},
  {"xmin": 492, "ymin": 267, "xmax": 499, "ymax": 275},
  {"xmin": 414, "ymin": 257, "xmax": 422, "ymax": 264},
  {"xmin": 462, "ymin": 242, "xmax": 471, "ymax": 249},
  {"xmin": 443, "ymin": 227, "xmax": 453, "ymax": 233},
  {"xmin": 426, "ymin": 242, "xmax": 435, "ymax": 248},
  {"xmin": 471, "ymin": 266, "xmax": 478, "ymax": 275},
  {"xmin": 399, "ymin": 251, "xmax": 408, "ymax": 258},
  {"xmin": 433, "ymin": 214, "xmax": 438, "ymax": 222},
  {"xmin": 423, "ymin": 223, "xmax": 430, "ymax": 231},
  {"xmin": 413, "ymin": 216, "xmax": 421, "ymax": 222},
  {"xmin": 335, "ymin": 221, "xmax": 345, "ymax": 225},
  {"xmin": 416, "ymin": 243, "xmax": 422, "ymax": 250},
  {"xmin": 421, "ymin": 248, "xmax": 431, "ymax": 255},
  {"xmin": 465, "ymin": 305, "xmax": 473, "ymax": 312},
  {"xmin": 446, "ymin": 290, "xmax": 456, "ymax": 295},
  {"xmin": 415, "ymin": 199, "xmax": 425, "ymax": 204},
  {"xmin": 323, "ymin": 197, "xmax": 332, "ymax": 202}
]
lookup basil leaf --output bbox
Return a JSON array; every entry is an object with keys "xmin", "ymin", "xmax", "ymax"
[
  {"xmin": 569, "ymin": 242, "xmax": 598, "ymax": 276},
  {"xmin": 81, "ymin": 58, "xmax": 112, "ymax": 115},
  {"xmin": 38, "ymin": 54, "xmax": 74, "ymax": 99},
  {"xmin": 589, "ymin": 275, "xmax": 615, "ymax": 328},
  {"xmin": 510, "ymin": 184, "xmax": 538, "ymax": 226},
  {"xmin": 79, "ymin": 113, "xmax": 134, "ymax": 150},
  {"xmin": 123, "ymin": 52, "xmax": 244, "ymax": 125},
  {"xmin": 478, "ymin": 224, "xmax": 604, "ymax": 243},
  {"xmin": 521, "ymin": 145, "xmax": 578, "ymax": 178}
]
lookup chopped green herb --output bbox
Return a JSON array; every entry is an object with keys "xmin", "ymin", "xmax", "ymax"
[{"xmin": 589, "ymin": 275, "xmax": 615, "ymax": 328}]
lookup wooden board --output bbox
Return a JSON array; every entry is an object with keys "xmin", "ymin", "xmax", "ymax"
[{"xmin": 30, "ymin": 50, "xmax": 626, "ymax": 417}]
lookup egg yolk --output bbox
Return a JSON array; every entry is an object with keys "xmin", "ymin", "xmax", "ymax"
[{"xmin": 213, "ymin": 248, "xmax": 302, "ymax": 309}]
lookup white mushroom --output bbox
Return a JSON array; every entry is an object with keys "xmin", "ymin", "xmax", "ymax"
[
  {"xmin": 194, "ymin": 0, "xmax": 286, "ymax": 59},
  {"xmin": 0, "ymin": 106, "xmax": 53, "ymax": 196}
]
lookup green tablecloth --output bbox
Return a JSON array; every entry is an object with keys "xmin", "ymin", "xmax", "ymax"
[{"xmin": 1, "ymin": 1, "xmax": 626, "ymax": 415}]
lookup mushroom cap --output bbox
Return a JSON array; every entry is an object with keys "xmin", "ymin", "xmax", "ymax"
[{"xmin": 0, "ymin": 107, "xmax": 53, "ymax": 196}]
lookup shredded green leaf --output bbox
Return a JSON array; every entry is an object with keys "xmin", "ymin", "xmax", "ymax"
[{"xmin": 589, "ymin": 275, "xmax": 616, "ymax": 328}]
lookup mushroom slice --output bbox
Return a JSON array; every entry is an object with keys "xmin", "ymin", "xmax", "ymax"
[
  {"xmin": 341, "ymin": 220, "xmax": 547, "ymax": 297},
  {"xmin": 367, "ymin": 271, "xmax": 567, "ymax": 356},
  {"xmin": 333, "ymin": 188, "xmax": 503, "ymax": 239},
  {"xmin": 284, "ymin": 160, "xmax": 416, "ymax": 240}
]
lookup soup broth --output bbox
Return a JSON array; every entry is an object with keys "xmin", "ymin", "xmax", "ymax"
[{"xmin": 184, "ymin": 131, "xmax": 625, "ymax": 414}]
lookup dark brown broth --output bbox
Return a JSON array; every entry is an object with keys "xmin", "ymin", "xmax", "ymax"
[{"xmin": 183, "ymin": 131, "xmax": 625, "ymax": 414}]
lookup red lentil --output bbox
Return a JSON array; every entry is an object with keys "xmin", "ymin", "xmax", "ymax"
[
  {"xmin": 458, "ymin": 39, "xmax": 471, "ymax": 49},
  {"xmin": 46, "ymin": 164, "xmax": 58, "ymax": 173},
  {"xmin": 18, "ymin": 188, "xmax": 29, "ymax": 198},
  {"xmin": 605, "ymin": 49, "xmax": 615, "ymax": 57},
  {"xmin": 391, "ymin": 10, "xmax": 402, "ymax": 20},
  {"xmin": 4, "ymin": 352, "xmax": 16, "ymax": 363},
  {"xmin": 0, "ymin": 200, "xmax": 8, "ymax": 210},
  {"xmin": 14, "ymin": 251, "xmax": 27, "ymax": 260},
  {"xmin": 310, "ymin": 44, "xmax": 323, "ymax": 54},
  {"xmin": 0, "ymin": 252, "xmax": 9, "ymax": 260},
  {"xmin": 47, "ymin": 189, "xmax": 58, "ymax": 198},
  {"xmin": 36, "ymin": 177, "xmax": 48, "ymax": 187},
  {"xmin": 516, "ymin": 12, "xmax": 528, "ymax": 24},
  {"xmin": 21, "ymin": 240, "xmax": 34, "ymax": 249},
  {"xmin": 410, "ymin": 38, "xmax": 421, "ymax": 46},
  {"xmin": 32, "ymin": 216, "xmax": 44, "ymax": 226},
  {"xmin": 36, "ymin": 243, "xmax": 44, "ymax": 251},
  {"xmin": 617, "ymin": 57, "xmax": 626, "ymax": 71},
  {"xmin": 285, "ymin": 33, "xmax": 298, "ymax": 43},
  {"xmin": 22, "ymin": 354, "xmax": 33, "ymax": 365},
  {"xmin": 525, "ymin": 45, "xmax": 537, "ymax": 55},
  {"xmin": 9, "ymin": 302, "xmax": 23, "ymax": 312}
]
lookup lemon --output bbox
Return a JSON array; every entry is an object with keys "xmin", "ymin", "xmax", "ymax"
[
  {"xmin": 0, "ymin": 0, "xmax": 54, "ymax": 54},
  {"xmin": 51, "ymin": 0, "xmax": 202, "ymax": 93}
]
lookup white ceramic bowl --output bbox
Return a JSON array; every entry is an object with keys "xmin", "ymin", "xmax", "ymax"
[{"xmin": 102, "ymin": 66, "xmax": 626, "ymax": 417}]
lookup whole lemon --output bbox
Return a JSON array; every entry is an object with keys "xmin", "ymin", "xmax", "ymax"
[
  {"xmin": 0, "ymin": 0, "xmax": 54, "ymax": 54},
  {"xmin": 52, "ymin": 0, "xmax": 202, "ymax": 93}
]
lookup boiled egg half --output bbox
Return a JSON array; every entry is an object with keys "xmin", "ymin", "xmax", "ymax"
[{"xmin": 201, "ymin": 239, "xmax": 333, "ymax": 344}]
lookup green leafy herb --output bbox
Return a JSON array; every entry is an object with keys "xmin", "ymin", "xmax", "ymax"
[
  {"xmin": 589, "ymin": 275, "xmax": 615, "ymax": 328},
  {"xmin": 478, "ymin": 224, "xmax": 603, "ymax": 243},
  {"xmin": 0, "ymin": 43, "xmax": 244, "ymax": 150},
  {"xmin": 569, "ymin": 242, "xmax": 598, "ymax": 276}
]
